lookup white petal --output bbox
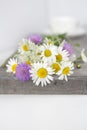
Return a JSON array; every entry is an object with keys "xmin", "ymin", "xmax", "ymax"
[
  {"xmin": 81, "ymin": 48, "xmax": 87, "ymax": 63},
  {"xmin": 58, "ymin": 75, "xmax": 64, "ymax": 80},
  {"xmin": 65, "ymin": 75, "xmax": 68, "ymax": 81}
]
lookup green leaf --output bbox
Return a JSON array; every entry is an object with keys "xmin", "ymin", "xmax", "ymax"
[{"xmin": 74, "ymin": 43, "xmax": 80, "ymax": 47}]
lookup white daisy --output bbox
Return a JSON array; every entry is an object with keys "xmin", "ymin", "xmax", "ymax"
[
  {"xmin": 6, "ymin": 58, "xmax": 18, "ymax": 73},
  {"xmin": 44, "ymin": 38, "xmax": 54, "ymax": 45},
  {"xmin": 57, "ymin": 62, "xmax": 74, "ymax": 81},
  {"xmin": 40, "ymin": 44, "xmax": 57, "ymax": 63},
  {"xmin": 30, "ymin": 62, "xmax": 54, "ymax": 87},
  {"xmin": 55, "ymin": 47, "xmax": 69, "ymax": 63},
  {"xmin": 51, "ymin": 62, "xmax": 61, "ymax": 74},
  {"xmin": 18, "ymin": 39, "xmax": 35, "ymax": 54}
]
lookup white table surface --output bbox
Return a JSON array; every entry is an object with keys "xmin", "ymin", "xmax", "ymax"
[{"xmin": 0, "ymin": 95, "xmax": 87, "ymax": 130}]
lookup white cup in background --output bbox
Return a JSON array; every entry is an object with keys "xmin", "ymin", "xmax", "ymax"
[{"xmin": 50, "ymin": 17, "xmax": 80, "ymax": 34}]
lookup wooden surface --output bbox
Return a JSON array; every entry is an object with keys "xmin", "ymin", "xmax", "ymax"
[
  {"xmin": 0, "ymin": 35, "xmax": 87, "ymax": 94},
  {"xmin": 0, "ymin": 63, "xmax": 87, "ymax": 94}
]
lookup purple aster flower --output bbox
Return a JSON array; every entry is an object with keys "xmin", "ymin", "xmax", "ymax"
[
  {"xmin": 16, "ymin": 63, "xmax": 31, "ymax": 81},
  {"xmin": 28, "ymin": 34, "xmax": 42, "ymax": 45},
  {"xmin": 63, "ymin": 41, "xmax": 73, "ymax": 56}
]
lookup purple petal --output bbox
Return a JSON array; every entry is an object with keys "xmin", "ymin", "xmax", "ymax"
[
  {"xmin": 16, "ymin": 63, "xmax": 31, "ymax": 81},
  {"xmin": 63, "ymin": 41, "xmax": 73, "ymax": 56},
  {"xmin": 28, "ymin": 34, "xmax": 42, "ymax": 45}
]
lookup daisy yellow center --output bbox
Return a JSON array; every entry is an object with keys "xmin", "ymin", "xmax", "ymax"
[
  {"xmin": 62, "ymin": 67, "xmax": 70, "ymax": 75},
  {"xmin": 52, "ymin": 63, "xmax": 61, "ymax": 73},
  {"xmin": 22, "ymin": 44, "xmax": 29, "ymax": 51},
  {"xmin": 56, "ymin": 54, "xmax": 62, "ymax": 62},
  {"xmin": 12, "ymin": 64, "xmax": 17, "ymax": 72},
  {"xmin": 37, "ymin": 68, "xmax": 48, "ymax": 78},
  {"xmin": 26, "ymin": 60, "xmax": 31, "ymax": 65},
  {"xmin": 44, "ymin": 49, "xmax": 52, "ymax": 57},
  {"xmin": 48, "ymin": 41, "xmax": 52, "ymax": 45}
]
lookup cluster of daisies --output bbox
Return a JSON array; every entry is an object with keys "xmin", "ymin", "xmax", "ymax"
[{"xmin": 6, "ymin": 34, "xmax": 75, "ymax": 87}]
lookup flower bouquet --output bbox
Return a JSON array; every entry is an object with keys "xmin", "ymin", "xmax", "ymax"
[{"xmin": 4, "ymin": 34, "xmax": 87, "ymax": 87}]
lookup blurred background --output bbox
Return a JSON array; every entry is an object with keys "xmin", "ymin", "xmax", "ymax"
[
  {"xmin": 0, "ymin": 0, "xmax": 87, "ymax": 66},
  {"xmin": 0, "ymin": 0, "xmax": 86, "ymax": 64},
  {"xmin": 49, "ymin": 0, "xmax": 87, "ymax": 25},
  {"xmin": 0, "ymin": 0, "xmax": 87, "ymax": 48}
]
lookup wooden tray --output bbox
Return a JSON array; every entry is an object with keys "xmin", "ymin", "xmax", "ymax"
[
  {"xmin": 0, "ymin": 36, "xmax": 87, "ymax": 94},
  {"xmin": 0, "ymin": 63, "xmax": 87, "ymax": 94}
]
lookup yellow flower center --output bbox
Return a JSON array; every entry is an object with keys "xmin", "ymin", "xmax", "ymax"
[
  {"xmin": 48, "ymin": 41, "xmax": 52, "ymax": 45},
  {"xmin": 22, "ymin": 44, "xmax": 29, "ymax": 51},
  {"xmin": 12, "ymin": 64, "xmax": 17, "ymax": 72},
  {"xmin": 56, "ymin": 54, "xmax": 62, "ymax": 62},
  {"xmin": 37, "ymin": 68, "xmax": 48, "ymax": 78},
  {"xmin": 52, "ymin": 63, "xmax": 61, "ymax": 73},
  {"xmin": 26, "ymin": 60, "xmax": 31, "ymax": 65},
  {"xmin": 44, "ymin": 49, "xmax": 52, "ymax": 57},
  {"xmin": 62, "ymin": 67, "xmax": 70, "ymax": 75}
]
